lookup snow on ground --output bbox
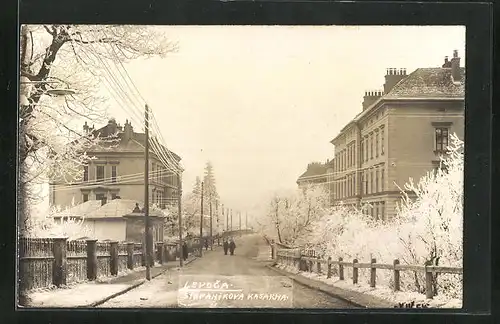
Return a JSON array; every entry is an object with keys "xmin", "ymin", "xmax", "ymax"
[
  {"xmin": 26, "ymin": 282, "xmax": 132, "ymax": 307},
  {"xmin": 97, "ymin": 273, "xmax": 179, "ymax": 308},
  {"xmin": 275, "ymin": 263, "xmax": 462, "ymax": 309}
]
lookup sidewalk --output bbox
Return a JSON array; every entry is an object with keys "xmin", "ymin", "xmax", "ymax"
[{"xmin": 24, "ymin": 256, "xmax": 197, "ymax": 308}]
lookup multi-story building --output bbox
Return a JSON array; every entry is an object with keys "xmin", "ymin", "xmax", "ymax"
[
  {"xmin": 49, "ymin": 118, "xmax": 182, "ymax": 209},
  {"xmin": 329, "ymin": 50, "xmax": 465, "ymax": 220}
]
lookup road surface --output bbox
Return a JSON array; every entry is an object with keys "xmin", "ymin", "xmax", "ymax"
[{"xmin": 98, "ymin": 234, "xmax": 359, "ymax": 308}]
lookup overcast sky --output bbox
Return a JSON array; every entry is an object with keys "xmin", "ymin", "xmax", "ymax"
[{"xmin": 96, "ymin": 26, "xmax": 465, "ymax": 215}]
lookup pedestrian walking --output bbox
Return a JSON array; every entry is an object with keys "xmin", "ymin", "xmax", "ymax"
[
  {"xmin": 223, "ymin": 239, "xmax": 229, "ymax": 255},
  {"xmin": 182, "ymin": 242, "xmax": 188, "ymax": 261},
  {"xmin": 229, "ymin": 239, "xmax": 236, "ymax": 256},
  {"xmin": 204, "ymin": 238, "xmax": 209, "ymax": 251}
]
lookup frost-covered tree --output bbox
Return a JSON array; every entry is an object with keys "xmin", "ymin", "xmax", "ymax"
[
  {"xmin": 297, "ymin": 134, "xmax": 464, "ymax": 299},
  {"xmin": 19, "ymin": 25, "xmax": 177, "ymax": 234},
  {"xmin": 203, "ymin": 161, "xmax": 219, "ymax": 199}
]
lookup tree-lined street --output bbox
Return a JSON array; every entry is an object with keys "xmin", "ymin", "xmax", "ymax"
[{"xmin": 98, "ymin": 234, "xmax": 358, "ymax": 308}]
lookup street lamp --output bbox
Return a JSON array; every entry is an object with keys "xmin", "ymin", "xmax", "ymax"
[{"xmin": 20, "ymin": 77, "xmax": 77, "ymax": 106}]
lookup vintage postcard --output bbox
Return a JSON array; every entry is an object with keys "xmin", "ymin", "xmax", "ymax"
[{"xmin": 18, "ymin": 25, "xmax": 465, "ymax": 309}]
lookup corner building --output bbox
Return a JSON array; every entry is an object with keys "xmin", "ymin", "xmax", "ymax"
[{"xmin": 330, "ymin": 51, "xmax": 465, "ymax": 220}]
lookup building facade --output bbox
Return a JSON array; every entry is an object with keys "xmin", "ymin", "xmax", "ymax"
[
  {"xmin": 329, "ymin": 50, "xmax": 465, "ymax": 220},
  {"xmin": 49, "ymin": 118, "xmax": 182, "ymax": 210}
]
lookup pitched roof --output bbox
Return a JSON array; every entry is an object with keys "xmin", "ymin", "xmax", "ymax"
[
  {"xmin": 330, "ymin": 66, "xmax": 465, "ymax": 144},
  {"xmin": 384, "ymin": 67, "xmax": 465, "ymax": 99},
  {"xmin": 297, "ymin": 163, "xmax": 327, "ymax": 182},
  {"xmin": 53, "ymin": 200, "xmax": 102, "ymax": 218},
  {"xmin": 85, "ymin": 199, "xmax": 165, "ymax": 219},
  {"xmin": 87, "ymin": 123, "xmax": 182, "ymax": 161}
]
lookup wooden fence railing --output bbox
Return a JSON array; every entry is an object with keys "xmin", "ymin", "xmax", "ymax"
[
  {"xmin": 274, "ymin": 247, "xmax": 462, "ymax": 299},
  {"xmin": 19, "ymin": 236, "xmax": 200, "ymax": 293}
]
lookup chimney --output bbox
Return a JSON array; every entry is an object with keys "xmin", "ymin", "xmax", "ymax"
[
  {"xmin": 123, "ymin": 119, "xmax": 133, "ymax": 141},
  {"xmin": 83, "ymin": 121, "xmax": 89, "ymax": 134},
  {"xmin": 362, "ymin": 90, "xmax": 383, "ymax": 111},
  {"xmin": 450, "ymin": 50, "xmax": 462, "ymax": 82},
  {"xmin": 107, "ymin": 118, "xmax": 117, "ymax": 136},
  {"xmin": 442, "ymin": 56, "xmax": 451, "ymax": 68},
  {"xmin": 383, "ymin": 68, "xmax": 407, "ymax": 94}
]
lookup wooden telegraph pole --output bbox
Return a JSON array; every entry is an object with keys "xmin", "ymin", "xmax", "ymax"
[
  {"xmin": 209, "ymin": 193, "xmax": 213, "ymax": 250},
  {"xmin": 199, "ymin": 181, "xmax": 204, "ymax": 257},
  {"xmin": 144, "ymin": 104, "xmax": 152, "ymax": 280},
  {"xmin": 230, "ymin": 209, "xmax": 233, "ymax": 231},
  {"xmin": 226, "ymin": 208, "xmax": 229, "ymax": 231},
  {"xmin": 177, "ymin": 173, "xmax": 183, "ymax": 267}
]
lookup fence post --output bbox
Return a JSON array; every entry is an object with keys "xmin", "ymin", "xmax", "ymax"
[
  {"xmin": 157, "ymin": 242, "xmax": 164, "ymax": 264},
  {"xmin": 339, "ymin": 257, "xmax": 344, "ymax": 280},
  {"xmin": 327, "ymin": 256, "xmax": 332, "ymax": 279},
  {"xmin": 393, "ymin": 259, "xmax": 400, "ymax": 291},
  {"xmin": 425, "ymin": 266, "xmax": 434, "ymax": 299},
  {"xmin": 110, "ymin": 241, "xmax": 118, "ymax": 276},
  {"xmin": 86, "ymin": 239, "xmax": 98, "ymax": 281},
  {"xmin": 52, "ymin": 237, "xmax": 68, "ymax": 287},
  {"xmin": 370, "ymin": 258, "xmax": 376, "ymax": 288},
  {"xmin": 352, "ymin": 259, "xmax": 358, "ymax": 284},
  {"xmin": 317, "ymin": 256, "xmax": 322, "ymax": 273},
  {"xmin": 126, "ymin": 242, "xmax": 134, "ymax": 270}
]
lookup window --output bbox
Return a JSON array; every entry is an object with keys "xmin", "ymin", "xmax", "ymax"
[
  {"xmin": 96, "ymin": 165, "xmax": 104, "ymax": 182},
  {"xmin": 370, "ymin": 134, "xmax": 374, "ymax": 159},
  {"xmin": 380, "ymin": 201, "xmax": 385, "ymax": 221},
  {"xmin": 361, "ymin": 173, "xmax": 365, "ymax": 195},
  {"xmin": 83, "ymin": 194, "xmax": 89, "ymax": 202},
  {"xmin": 435, "ymin": 127, "xmax": 449, "ymax": 152},
  {"xmin": 381, "ymin": 167, "xmax": 384, "ymax": 191},
  {"xmin": 111, "ymin": 193, "xmax": 117, "ymax": 200},
  {"xmin": 365, "ymin": 170, "xmax": 369, "ymax": 194},
  {"xmin": 361, "ymin": 140, "xmax": 364, "ymax": 162},
  {"xmin": 96, "ymin": 193, "xmax": 105, "ymax": 201},
  {"xmin": 375, "ymin": 203, "xmax": 379, "ymax": 220},
  {"xmin": 111, "ymin": 166, "xmax": 117, "ymax": 183},
  {"xmin": 375, "ymin": 169, "xmax": 379, "ymax": 193},
  {"xmin": 381, "ymin": 128, "xmax": 385, "ymax": 155},
  {"xmin": 83, "ymin": 166, "xmax": 88, "ymax": 182},
  {"xmin": 370, "ymin": 169, "xmax": 374, "ymax": 193},
  {"xmin": 375, "ymin": 132, "xmax": 379, "ymax": 157}
]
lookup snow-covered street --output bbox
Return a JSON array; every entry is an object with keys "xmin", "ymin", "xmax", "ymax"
[{"xmin": 97, "ymin": 234, "xmax": 359, "ymax": 308}]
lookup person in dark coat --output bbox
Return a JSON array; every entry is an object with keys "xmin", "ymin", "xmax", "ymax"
[
  {"xmin": 182, "ymin": 242, "xmax": 188, "ymax": 261},
  {"xmin": 204, "ymin": 238, "xmax": 209, "ymax": 250},
  {"xmin": 223, "ymin": 239, "xmax": 229, "ymax": 255},
  {"xmin": 229, "ymin": 239, "xmax": 236, "ymax": 255}
]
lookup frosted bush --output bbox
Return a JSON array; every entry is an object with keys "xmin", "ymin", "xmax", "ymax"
[{"xmin": 271, "ymin": 134, "xmax": 463, "ymax": 300}]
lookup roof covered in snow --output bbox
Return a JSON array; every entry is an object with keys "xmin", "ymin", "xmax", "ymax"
[
  {"xmin": 53, "ymin": 200, "xmax": 103, "ymax": 218},
  {"xmin": 384, "ymin": 67, "xmax": 465, "ymax": 99},
  {"xmin": 84, "ymin": 199, "xmax": 165, "ymax": 219}
]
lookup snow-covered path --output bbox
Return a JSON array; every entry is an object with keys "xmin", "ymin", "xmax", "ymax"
[{"xmin": 98, "ymin": 234, "xmax": 358, "ymax": 308}]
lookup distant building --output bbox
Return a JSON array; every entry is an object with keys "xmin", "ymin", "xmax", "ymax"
[
  {"xmin": 329, "ymin": 50, "xmax": 465, "ymax": 220},
  {"xmin": 49, "ymin": 118, "xmax": 182, "ymax": 210},
  {"xmin": 296, "ymin": 162, "xmax": 327, "ymax": 189}
]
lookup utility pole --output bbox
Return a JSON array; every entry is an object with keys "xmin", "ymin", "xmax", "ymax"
[
  {"xmin": 209, "ymin": 192, "xmax": 213, "ymax": 250},
  {"xmin": 177, "ymin": 172, "xmax": 183, "ymax": 267},
  {"xmin": 246, "ymin": 212, "xmax": 248, "ymax": 230},
  {"xmin": 216, "ymin": 200, "xmax": 219, "ymax": 234},
  {"xmin": 230, "ymin": 209, "xmax": 233, "ymax": 231},
  {"xmin": 144, "ymin": 104, "xmax": 152, "ymax": 280},
  {"xmin": 226, "ymin": 208, "xmax": 229, "ymax": 231},
  {"xmin": 239, "ymin": 212, "xmax": 242, "ymax": 230},
  {"xmin": 199, "ymin": 181, "xmax": 204, "ymax": 257}
]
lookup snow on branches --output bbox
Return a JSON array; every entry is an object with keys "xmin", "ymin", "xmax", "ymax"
[{"xmin": 264, "ymin": 134, "xmax": 464, "ymax": 299}]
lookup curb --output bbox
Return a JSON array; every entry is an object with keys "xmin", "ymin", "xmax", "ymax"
[
  {"xmin": 86, "ymin": 265, "xmax": 172, "ymax": 308},
  {"xmin": 266, "ymin": 264, "xmax": 392, "ymax": 308}
]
